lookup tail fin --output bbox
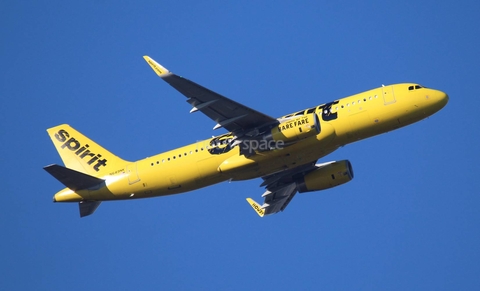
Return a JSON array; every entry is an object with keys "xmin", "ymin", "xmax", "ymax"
[{"xmin": 46, "ymin": 124, "xmax": 129, "ymax": 177}]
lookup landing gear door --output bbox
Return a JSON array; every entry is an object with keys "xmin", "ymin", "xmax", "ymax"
[
  {"xmin": 382, "ymin": 85, "xmax": 396, "ymax": 105},
  {"xmin": 126, "ymin": 163, "xmax": 140, "ymax": 184}
]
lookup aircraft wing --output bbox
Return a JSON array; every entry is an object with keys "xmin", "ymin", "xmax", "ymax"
[
  {"xmin": 247, "ymin": 183, "xmax": 298, "ymax": 217},
  {"xmin": 144, "ymin": 56, "xmax": 277, "ymax": 134},
  {"xmin": 246, "ymin": 163, "xmax": 317, "ymax": 216}
]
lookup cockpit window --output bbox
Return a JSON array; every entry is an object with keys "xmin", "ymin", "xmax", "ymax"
[{"xmin": 408, "ymin": 84, "xmax": 425, "ymax": 91}]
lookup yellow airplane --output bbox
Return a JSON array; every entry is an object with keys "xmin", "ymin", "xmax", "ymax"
[{"xmin": 44, "ymin": 56, "xmax": 448, "ymax": 217}]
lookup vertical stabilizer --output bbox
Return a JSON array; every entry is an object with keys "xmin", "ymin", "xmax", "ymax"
[{"xmin": 46, "ymin": 124, "xmax": 129, "ymax": 177}]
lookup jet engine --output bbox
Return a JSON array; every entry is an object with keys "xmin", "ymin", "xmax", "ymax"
[
  {"xmin": 267, "ymin": 113, "xmax": 320, "ymax": 143},
  {"xmin": 297, "ymin": 160, "xmax": 354, "ymax": 193},
  {"xmin": 239, "ymin": 113, "xmax": 322, "ymax": 155}
]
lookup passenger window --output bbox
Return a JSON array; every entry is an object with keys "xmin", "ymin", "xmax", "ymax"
[{"xmin": 408, "ymin": 86, "xmax": 414, "ymax": 90}]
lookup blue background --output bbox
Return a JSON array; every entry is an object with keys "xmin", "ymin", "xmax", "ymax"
[{"xmin": 2, "ymin": 1, "xmax": 479, "ymax": 290}]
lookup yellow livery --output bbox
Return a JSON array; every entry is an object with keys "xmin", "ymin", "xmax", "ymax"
[{"xmin": 44, "ymin": 56, "xmax": 448, "ymax": 217}]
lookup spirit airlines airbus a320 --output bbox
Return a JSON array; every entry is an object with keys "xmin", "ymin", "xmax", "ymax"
[{"xmin": 44, "ymin": 56, "xmax": 448, "ymax": 217}]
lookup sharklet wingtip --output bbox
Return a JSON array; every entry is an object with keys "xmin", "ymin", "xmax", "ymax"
[
  {"xmin": 246, "ymin": 198, "xmax": 265, "ymax": 217},
  {"xmin": 143, "ymin": 55, "xmax": 170, "ymax": 77}
]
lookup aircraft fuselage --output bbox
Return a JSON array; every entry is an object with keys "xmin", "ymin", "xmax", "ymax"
[{"xmin": 52, "ymin": 83, "xmax": 448, "ymax": 203}]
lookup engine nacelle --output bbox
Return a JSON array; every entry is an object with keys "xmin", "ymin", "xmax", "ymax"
[
  {"xmin": 267, "ymin": 113, "xmax": 320, "ymax": 143},
  {"xmin": 296, "ymin": 160, "xmax": 354, "ymax": 193},
  {"xmin": 239, "ymin": 113, "xmax": 321, "ymax": 155}
]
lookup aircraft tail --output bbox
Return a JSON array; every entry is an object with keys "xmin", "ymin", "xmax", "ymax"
[
  {"xmin": 44, "ymin": 164, "xmax": 105, "ymax": 191},
  {"xmin": 46, "ymin": 124, "xmax": 129, "ymax": 177},
  {"xmin": 44, "ymin": 164, "xmax": 104, "ymax": 217}
]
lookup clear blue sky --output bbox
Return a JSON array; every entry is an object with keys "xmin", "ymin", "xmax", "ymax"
[{"xmin": 2, "ymin": 1, "xmax": 479, "ymax": 290}]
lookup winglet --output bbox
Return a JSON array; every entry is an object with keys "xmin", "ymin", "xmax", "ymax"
[
  {"xmin": 143, "ymin": 56, "xmax": 170, "ymax": 77},
  {"xmin": 246, "ymin": 198, "xmax": 265, "ymax": 217}
]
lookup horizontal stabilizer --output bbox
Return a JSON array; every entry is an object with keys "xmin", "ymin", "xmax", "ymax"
[
  {"xmin": 79, "ymin": 201, "xmax": 102, "ymax": 217},
  {"xmin": 44, "ymin": 164, "xmax": 105, "ymax": 191}
]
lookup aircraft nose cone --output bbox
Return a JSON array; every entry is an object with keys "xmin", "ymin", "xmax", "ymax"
[
  {"xmin": 443, "ymin": 92, "xmax": 449, "ymax": 105},
  {"xmin": 437, "ymin": 90, "xmax": 449, "ymax": 109},
  {"xmin": 424, "ymin": 89, "xmax": 448, "ymax": 115},
  {"xmin": 428, "ymin": 89, "xmax": 448, "ymax": 112}
]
